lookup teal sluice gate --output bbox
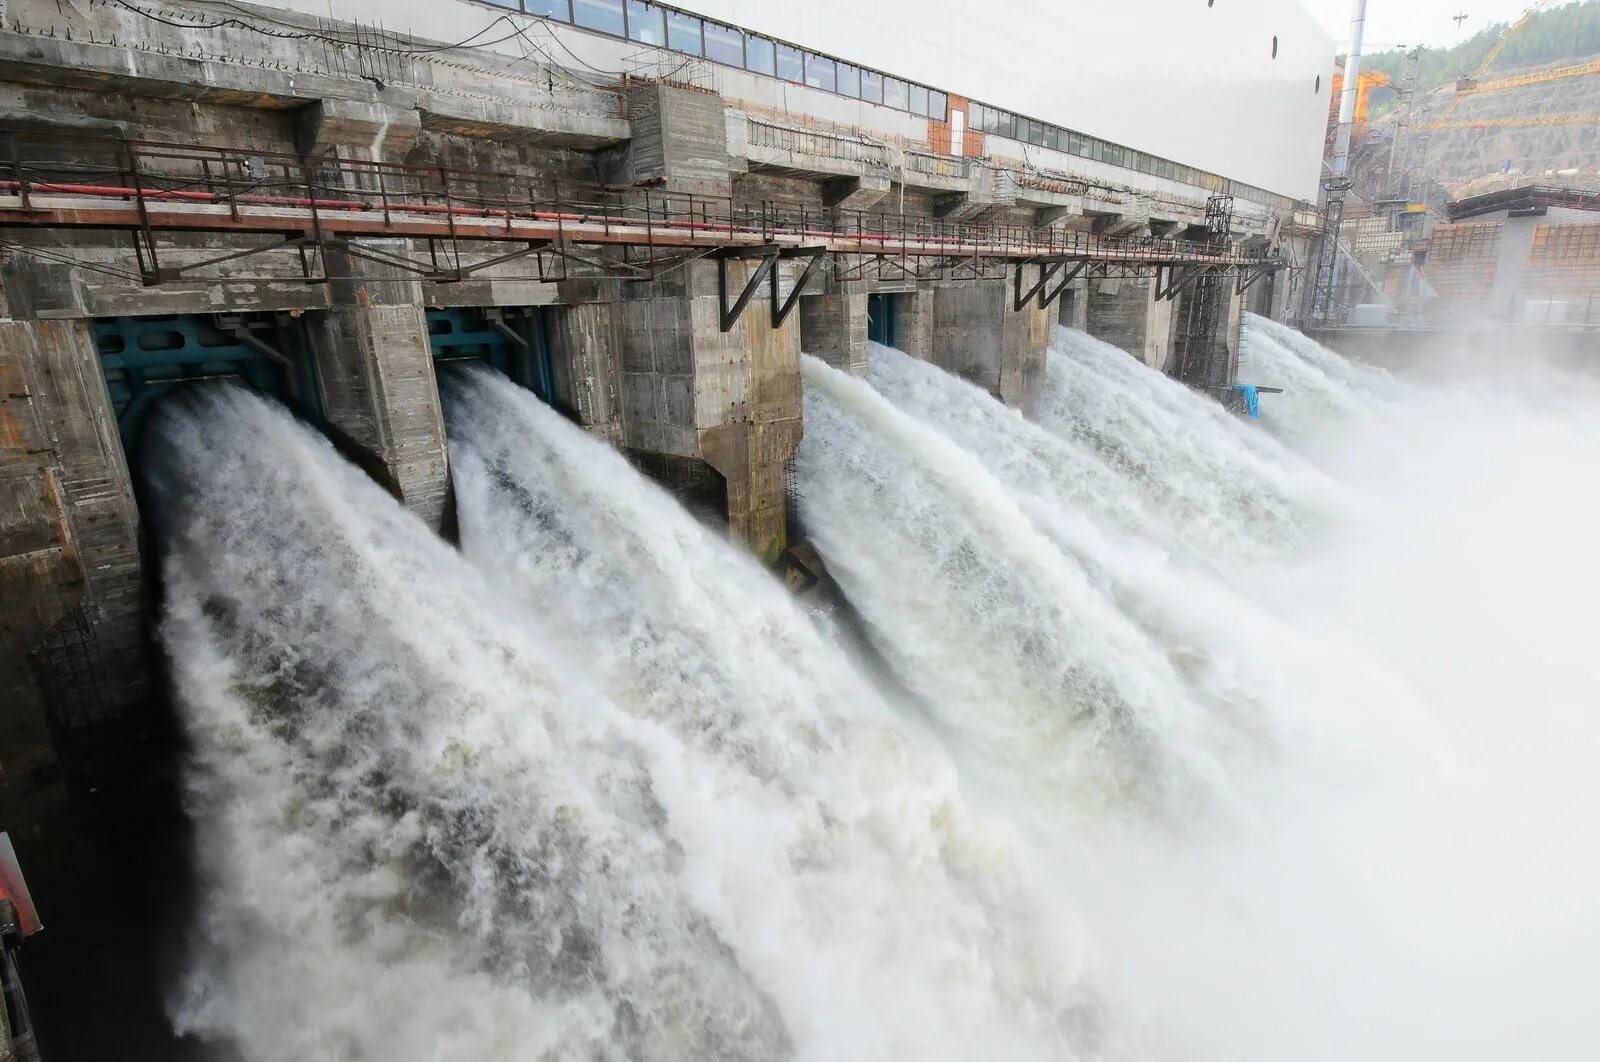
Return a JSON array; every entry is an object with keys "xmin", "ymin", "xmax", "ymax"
[
  {"xmin": 92, "ymin": 314, "xmax": 322, "ymax": 457},
  {"xmin": 867, "ymin": 294, "xmax": 898, "ymax": 347},
  {"xmin": 426, "ymin": 308, "xmax": 556, "ymax": 403}
]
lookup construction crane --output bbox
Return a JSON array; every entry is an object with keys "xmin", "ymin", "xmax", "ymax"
[
  {"xmin": 1454, "ymin": 57, "xmax": 1600, "ymax": 99},
  {"xmin": 1431, "ymin": 0, "xmax": 1569, "ymax": 130},
  {"xmin": 1463, "ymin": 0, "xmax": 1557, "ymax": 87},
  {"xmin": 1330, "ymin": 67, "xmax": 1393, "ymax": 128}
]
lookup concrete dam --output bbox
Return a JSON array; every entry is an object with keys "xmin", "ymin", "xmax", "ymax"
[{"xmin": 4, "ymin": 2, "xmax": 1599, "ymax": 1060}]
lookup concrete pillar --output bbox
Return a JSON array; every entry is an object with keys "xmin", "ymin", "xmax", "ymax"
[
  {"xmin": 798, "ymin": 289, "xmax": 868, "ymax": 376},
  {"xmin": 918, "ymin": 280, "xmax": 1049, "ymax": 415},
  {"xmin": 1058, "ymin": 280, "xmax": 1089, "ymax": 331},
  {"xmin": 306, "ymin": 252, "xmax": 450, "ymax": 531},
  {"xmin": 889, "ymin": 286, "xmax": 935, "ymax": 361},
  {"xmin": 612, "ymin": 260, "xmax": 802, "ymax": 563},
  {"xmin": 1087, "ymin": 276, "xmax": 1174, "ymax": 372},
  {"xmin": 548, "ymin": 301, "xmax": 623, "ymax": 443},
  {"xmin": 0, "ymin": 316, "xmax": 145, "ymax": 820},
  {"xmin": 609, "ymin": 82, "xmax": 731, "ymax": 195}
]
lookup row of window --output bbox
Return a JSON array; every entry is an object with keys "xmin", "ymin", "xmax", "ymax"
[
  {"xmin": 483, "ymin": 0, "xmax": 1297, "ymax": 212},
  {"xmin": 969, "ymin": 103, "xmax": 1263, "ymax": 202},
  {"xmin": 494, "ymin": 0, "xmax": 948, "ymax": 119},
  {"xmin": 986, "ymin": 105, "xmax": 1301, "ymax": 210}
]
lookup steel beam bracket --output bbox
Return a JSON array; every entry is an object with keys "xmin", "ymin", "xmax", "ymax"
[
  {"xmin": 716, "ymin": 245, "xmax": 779, "ymax": 332},
  {"xmin": 1156, "ymin": 263, "xmax": 1209, "ymax": 301},
  {"xmin": 484, "ymin": 307, "xmax": 530, "ymax": 350},
  {"xmin": 772, "ymin": 247, "xmax": 827, "ymax": 328},
  {"xmin": 216, "ymin": 313, "xmax": 294, "ymax": 370}
]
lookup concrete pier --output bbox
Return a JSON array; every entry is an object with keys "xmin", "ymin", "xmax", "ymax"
[
  {"xmin": 1, "ymin": 313, "xmax": 145, "ymax": 815},
  {"xmin": 308, "ymin": 254, "xmax": 451, "ymax": 531},
  {"xmin": 799, "ymin": 287, "xmax": 870, "ymax": 378},
  {"xmin": 1087, "ymin": 277, "xmax": 1176, "ymax": 372}
]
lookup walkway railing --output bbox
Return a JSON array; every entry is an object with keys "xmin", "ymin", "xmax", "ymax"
[{"xmin": 0, "ymin": 129, "xmax": 1274, "ymax": 287}]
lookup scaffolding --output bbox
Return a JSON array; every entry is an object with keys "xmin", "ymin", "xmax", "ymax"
[{"xmin": 1170, "ymin": 195, "xmax": 1237, "ymax": 393}]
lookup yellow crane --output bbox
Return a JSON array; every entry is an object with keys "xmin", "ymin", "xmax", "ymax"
[
  {"xmin": 1427, "ymin": 0, "xmax": 1593, "ymax": 130},
  {"xmin": 1459, "ymin": 0, "xmax": 1558, "ymax": 89},
  {"xmin": 1455, "ymin": 57, "xmax": 1600, "ymax": 99}
]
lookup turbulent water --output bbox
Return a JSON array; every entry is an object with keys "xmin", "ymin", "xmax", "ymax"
[
  {"xmin": 152, "ymin": 311, "xmax": 1600, "ymax": 1061},
  {"xmin": 796, "ymin": 317, "xmax": 1600, "ymax": 1061}
]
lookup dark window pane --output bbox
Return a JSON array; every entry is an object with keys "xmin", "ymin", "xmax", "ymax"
[
  {"xmin": 805, "ymin": 53, "xmax": 836, "ymax": 92},
  {"xmin": 777, "ymin": 43, "xmax": 803, "ymax": 81},
  {"xmin": 526, "ymin": 0, "xmax": 571, "ymax": 17},
  {"xmin": 746, "ymin": 35, "xmax": 776, "ymax": 75},
  {"xmin": 1043, "ymin": 125, "xmax": 1061, "ymax": 150},
  {"xmin": 928, "ymin": 90, "xmax": 948, "ymax": 120},
  {"xmin": 837, "ymin": 63, "xmax": 860, "ymax": 97},
  {"xmin": 704, "ymin": 22, "xmax": 744, "ymax": 66},
  {"xmin": 860, "ymin": 68, "xmax": 883, "ymax": 103},
  {"xmin": 884, "ymin": 77, "xmax": 908, "ymax": 109},
  {"xmin": 625, "ymin": 1, "xmax": 664, "ymax": 44},
  {"xmin": 908, "ymin": 84, "xmax": 929, "ymax": 116},
  {"xmin": 1000, "ymin": 112, "xmax": 1017, "ymax": 139},
  {"xmin": 572, "ymin": 0, "xmax": 624, "ymax": 35},
  {"xmin": 666, "ymin": 10, "xmax": 703, "ymax": 54}
]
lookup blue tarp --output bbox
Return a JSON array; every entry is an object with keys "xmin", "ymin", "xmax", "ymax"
[{"xmin": 1232, "ymin": 384, "xmax": 1261, "ymax": 418}]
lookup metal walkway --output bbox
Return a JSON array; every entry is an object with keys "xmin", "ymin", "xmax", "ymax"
[{"xmin": 0, "ymin": 131, "xmax": 1278, "ymax": 308}]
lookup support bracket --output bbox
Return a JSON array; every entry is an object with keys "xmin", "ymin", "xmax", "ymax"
[
  {"xmin": 1014, "ymin": 259, "xmax": 1063, "ymax": 311},
  {"xmin": 216, "ymin": 314, "xmax": 294, "ymax": 370},
  {"xmin": 1041, "ymin": 260, "xmax": 1090, "ymax": 309},
  {"xmin": 1235, "ymin": 261, "xmax": 1277, "ymax": 296},
  {"xmin": 717, "ymin": 244, "xmax": 779, "ymax": 332},
  {"xmin": 1156, "ymin": 263, "xmax": 1208, "ymax": 301},
  {"xmin": 771, "ymin": 246, "xmax": 827, "ymax": 328},
  {"xmin": 484, "ymin": 308, "xmax": 530, "ymax": 350}
]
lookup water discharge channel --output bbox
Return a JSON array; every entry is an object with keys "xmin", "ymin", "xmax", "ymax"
[{"xmin": 146, "ymin": 315, "xmax": 1600, "ymax": 1061}]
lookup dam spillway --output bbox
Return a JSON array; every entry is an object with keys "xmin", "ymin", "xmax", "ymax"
[
  {"xmin": 1, "ymin": 1, "xmax": 1594, "ymax": 1059},
  {"xmin": 106, "ymin": 319, "xmax": 1600, "ymax": 1061}
]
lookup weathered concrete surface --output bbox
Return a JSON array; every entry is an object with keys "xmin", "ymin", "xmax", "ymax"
[
  {"xmin": 609, "ymin": 260, "xmax": 802, "ymax": 561},
  {"xmin": 890, "ymin": 286, "xmax": 936, "ymax": 361},
  {"xmin": 919, "ymin": 281, "xmax": 1049, "ymax": 414},
  {"xmin": 548, "ymin": 301, "xmax": 624, "ymax": 443},
  {"xmin": 1087, "ymin": 277, "xmax": 1175, "ymax": 371},
  {"xmin": 611, "ymin": 82, "xmax": 731, "ymax": 194},
  {"xmin": 307, "ymin": 302, "xmax": 450, "ymax": 531},
  {"xmin": 799, "ymin": 289, "xmax": 869, "ymax": 377},
  {"xmin": 0, "ymin": 316, "xmax": 145, "ymax": 819}
]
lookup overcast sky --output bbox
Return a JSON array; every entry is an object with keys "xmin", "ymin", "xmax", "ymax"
[{"xmin": 1305, "ymin": 0, "xmax": 1538, "ymax": 50}]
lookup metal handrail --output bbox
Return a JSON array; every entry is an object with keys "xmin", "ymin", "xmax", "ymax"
[{"xmin": 0, "ymin": 128, "xmax": 1270, "ymax": 268}]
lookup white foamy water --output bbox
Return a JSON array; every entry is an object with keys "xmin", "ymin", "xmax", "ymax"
[
  {"xmin": 152, "ymin": 311, "xmax": 1600, "ymax": 1062},
  {"xmin": 795, "ymin": 355, "xmax": 1233, "ymax": 821},
  {"xmin": 1038, "ymin": 327, "xmax": 1342, "ymax": 556},
  {"xmin": 441, "ymin": 369, "xmax": 1098, "ymax": 1061},
  {"xmin": 797, "ymin": 324, "xmax": 1600, "ymax": 1062},
  {"xmin": 152, "ymin": 381, "xmax": 1100, "ymax": 1062},
  {"xmin": 150, "ymin": 388, "xmax": 790, "ymax": 1061}
]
